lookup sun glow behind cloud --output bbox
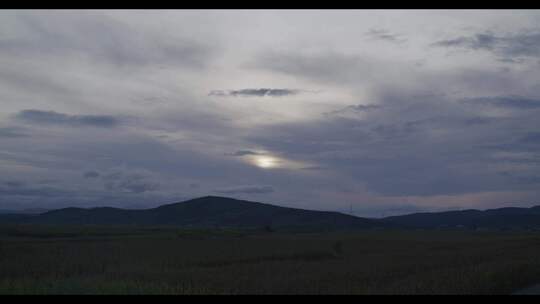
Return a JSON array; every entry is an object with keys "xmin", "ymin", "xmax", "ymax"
[
  {"xmin": 242, "ymin": 153, "xmax": 314, "ymax": 171},
  {"xmin": 252, "ymin": 155, "xmax": 279, "ymax": 169}
]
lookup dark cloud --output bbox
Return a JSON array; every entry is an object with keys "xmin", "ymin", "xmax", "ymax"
[
  {"xmin": 102, "ymin": 172, "xmax": 124, "ymax": 181},
  {"xmin": 433, "ymin": 30, "xmax": 540, "ymax": 61},
  {"xmin": 226, "ymin": 150, "xmax": 262, "ymax": 156},
  {"xmin": 462, "ymin": 117, "xmax": 498, "ymax": 126},
  {"xmin": 209, "ymin": 88, "xmax": 301, "ymax": 97},
  {"xmin": 214, "ymin": 185, "xmax": 274, "ymax": 194},
  {"xmin": 325, "ymin": 104, "xmax": 382, "ymax": 116},
  {"xmin": 116, "ymin": 179, "xmax": 160, "ymax": 194},
  {"xmin": 434, "ymin": 33, "xmax": 498, "ymax": 50},
  {"xmin": 348, "ymin": 104, "xmax": 382, "ymax": 111},
  {"xmin": 15, "ymin": 109, "xmax": 120, "ymax": 127},
  {"xmin": 246, "ymin": 90, "xmax": 540, "ymax": 197},
  {"xmin": 37, "ymin": 179, "xmax": 59, "ymax": 185},
  {"xmin": 516, "ymin": 175, "xmax": 540, "ymax": 185},
  {"xmin": 0, "ymin": 127, "xmax": 29, "ymax": 138},
  {"xmin": 461, "ymin": 96, "xmax": 540, "ymax": 110},
  {"xmin": 83, "ymin": 171, "xmax": 100, "ymax": 179},
  {"xmin": 520, "ymin": 133, "xmax": 540, "ymax": 144},
  {"xmin": 498, "ymin": 171, "xmax": 540, "ymax": 185},
  {"xmin": 366, "ymin": 29, "xmax": 406, "ymax": 43},
  {"xmin": 0, "ymin": 182, "xmax": 69, "ymax": 197},
  {"xmin": 4, "ymin": 180, "xmax": 25, "ymax": 188},
  {"xmin": 299, "ymin": 166, "xmax": 327, "ymax": 171},
  {"xmin": 0, "ymin": 179, "xmax": 177, "ymax": 211},
  {"xmin": 100, "ymin": 172, "xmax": 159, "ymax": 194}
]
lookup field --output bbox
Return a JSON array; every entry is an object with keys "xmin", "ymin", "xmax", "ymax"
[{"xmin": 1, "ymin": 225, "xmax": 540, "ymax": 294}]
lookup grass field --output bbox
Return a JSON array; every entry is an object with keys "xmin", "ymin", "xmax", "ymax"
[{"xmin": 1, "ymin": 225, "xmax": 540, "ymax": 294}]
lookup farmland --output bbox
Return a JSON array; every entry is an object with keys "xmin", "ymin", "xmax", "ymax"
[{"xmin": 1, "ymin": 225, "xmax": 540, "ymax": 294}]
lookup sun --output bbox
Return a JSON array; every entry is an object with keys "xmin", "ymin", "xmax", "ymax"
[{"xmin": 253, "ymin": 155, "xmax": 278, "ymax": 169}]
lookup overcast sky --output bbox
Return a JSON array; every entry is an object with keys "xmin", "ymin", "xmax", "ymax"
[{"xmin": 1, "ymin": 10, "xmax": 540, "ymax": 216}]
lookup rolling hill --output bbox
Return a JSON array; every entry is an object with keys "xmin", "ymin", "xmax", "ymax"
[
  {"xmin": 381, "ymin": 206, "xmax": 540, "ymax": 230},
  {"xmin": 0, "ymin": 196, "xmax": 380, "ymax": 231},
  {"xmin": 1, "ymin": 196, "xmax": 539, "ymax": 231},
  {"xmin": 0, "ymin": 208, "xmax": 49, "ymax": 215}
]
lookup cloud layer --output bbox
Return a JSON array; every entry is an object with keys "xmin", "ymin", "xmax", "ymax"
[
  {"xmin": 1, "ymin": 10, "xmax": 540, "ymax": 216},
  {"xmin": 15, "ymin": 110, "xmax": 120, "ymax": 127},
  {"xmin": 433, "ymin": 30, "xmax": 540, "ymax": 61},
  {"xmin": 209, "ymin": 88, "xmax": 301, "ymax": 97}
]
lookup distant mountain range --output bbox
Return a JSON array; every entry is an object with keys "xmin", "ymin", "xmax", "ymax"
[
  {"xmin": 381, "ymin": 206, "xmax": 540, "ymax": 230},
  {"xmin": 0, "ymin": 208, "xmax": 49, "ymax": 215},
  {"xmin": 1, "ymin": 196, "xmax": 539, "ymax": 231}
]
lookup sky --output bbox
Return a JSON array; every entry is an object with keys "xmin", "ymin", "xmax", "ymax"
[{"xmin": 1, "ymin": 10, "xmax": 540, "ymax": 217}]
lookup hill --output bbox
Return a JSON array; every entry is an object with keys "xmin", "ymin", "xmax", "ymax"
[
  {"xmin": 382, "ymin": 205, "xmax": 540, "ymax": 230},
  {"xmin": 0, "ymin": 208, "xmax": 49, "ymax": 215},
  {"xmin": 2, "ymin": 196, "xmax": 540, "ymax": 231},
  {"xmin": 1, "ymin": 196, "xmax": 380, "ymax": 231}
]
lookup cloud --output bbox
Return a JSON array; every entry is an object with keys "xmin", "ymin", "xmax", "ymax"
[
  {"xmin": 325, "ymin": 104, "xmax": 382, "ymax": 116},
  {"xmin": 366, "ymin": 29, "xmax": 406, "ymax": 43},
  {"xmin": 434, "ymin": 33, "xmax": 498, "ymax": 50},
  {"xmin": 2, "ymin": 11, "xmax": 540, "ymax": 215},
  {"xmin": 0, "ymin": 127, "xmax": 29, "ymax": 138},
  {"xmin": 520, "ymin": 133, "xmax": 540, "ymax": 144},
  {"xmin": 209, "ymin": 88, "xmax": 301, "ymax": 97},
  {"xmin": 433, "ymin": 30, "xmax": 540, "ymax": 61},
  {"xmin": 461, "ymin": 96, "xmax": 540, "ymax": 109},
  {"xmin": 83, "ymin": 171, "xmax": 100, "ymax": 179},
  {"xmin": 246, "ymin": 89, "xmax": 540, "ymax": 197},
  {"xmin": 299, "ymin": 166, "xmax": 327, "ymax": 171},
  {"xmin": 15, "ymin": 109, "xmax": 120, "ymax": 127},
  {"xmin": 102, "ymin": 172, "xmax": 124, "ymax": 181},
  {"xmin": 214, "ymin": 185, "xmax": 275, "ymax": 194},
  {"xmin": 0, "ymin": 182, "xmax": 69, "ymax": 197},
  {"xmin": 116, "ymin": 179, "xmax": 160, "ymax": 194},
  {"xmin": 0, "ymin": 11, "xmax": 216, "ymax": 69},
  {"xmin": 104, "ymin": 179, "xmax": 159, "ymax": 194},
  {"xmin": 4, "ymin": 180, "xmax": 25, "ymax": 188},
  {"xmin": 0, "ymin": 178, "xmax": 174, "ymax": 210},
  {"xmin": 100, "ymin": 171, "xmax": 160, "ymax": 193},
  {"xmin": 251, "ymin": 51, "xmax": 373, "ymax": 85},
  {"xmin": 250, "ymin": 50, "xmax": 413, "ymax": 89},
  {"xmin": 348, "ymin": 104, "xmax": 382, "ymax": 111},
  {"xmin": 226, "ymin": 150, "xmax": 262, "ymax": 156}
]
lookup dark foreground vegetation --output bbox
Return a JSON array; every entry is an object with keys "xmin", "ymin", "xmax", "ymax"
[{"xmin": 1, "ymin": 225, "xmax": 540, "ymax": 294}]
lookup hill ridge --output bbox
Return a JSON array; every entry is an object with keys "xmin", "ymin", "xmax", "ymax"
[
  {"xmin": 9, "ymin": 196, "xmax": 378, "ymax": 231},
  {"xmin": 2, "ymin": 196, "xmax": 540, "ymax": 231}
]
